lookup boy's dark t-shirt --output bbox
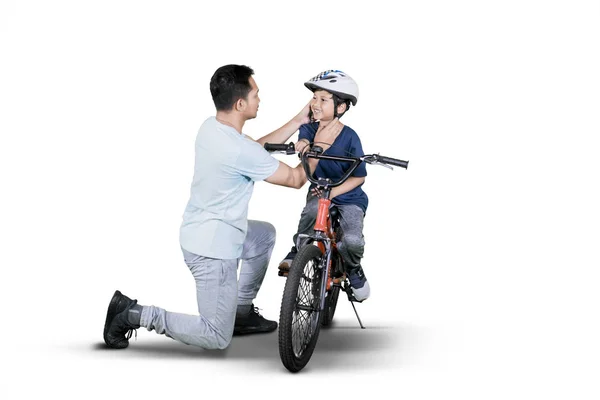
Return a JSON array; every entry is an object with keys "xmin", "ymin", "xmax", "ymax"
[{"xmin": 299, "ymin": 122, "xmax": 368, "ymax": 212}]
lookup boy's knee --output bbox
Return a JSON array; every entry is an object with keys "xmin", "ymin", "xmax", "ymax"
[{"xmin": 342, "ymin": 234, "xmax": 365, "ymax": 253}]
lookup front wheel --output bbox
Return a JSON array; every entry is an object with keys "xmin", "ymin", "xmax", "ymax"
[{"xmin": 278, "ymin": 244, "xmax": 325, "ymax": 372}]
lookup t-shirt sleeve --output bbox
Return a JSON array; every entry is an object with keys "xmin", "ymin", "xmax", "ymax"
[
  {"xmin": 350, "ymin": 133, "xmax": 368, "ymax": 178},
  {"xmin": 235, "ymin": 138, "xmax": 280, "ymax": 181},
  {"xmin": 298, "ymin": 123, "xmax": 316, "ymax": 143}
]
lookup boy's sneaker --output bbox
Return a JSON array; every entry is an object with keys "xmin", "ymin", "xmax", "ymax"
[
  {"xmin": 278, "ymin": 246, "xmax": 297, "ymax": 276},
  {"xmin": 348, "ymin": 267, "xmax": 370, "ymax": 302},
  {"xmin": 233, "ymin": 304, "xmax": 278, "ymax": 335},
  {"xmin": 103, "ymin": 290, "xmax": 140, "ymax": 349}
]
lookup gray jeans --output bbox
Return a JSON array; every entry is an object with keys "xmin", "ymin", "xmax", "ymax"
[
  {"xmin": 140, "ymin": 220, "xmax": 276, "ymax": 349},
  {"xmin": 293, "ymin": 192, "xmax": 365, "ymax": 270}
]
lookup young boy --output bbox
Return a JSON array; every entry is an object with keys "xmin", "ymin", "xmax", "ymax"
[{"xmin": 279, "ymin": 70, "xmax": 371, "ymax": 301}]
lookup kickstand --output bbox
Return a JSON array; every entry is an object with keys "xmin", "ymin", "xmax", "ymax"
[
  {"xmin": 343, "ymin": 280, "xmax": 366, "ymax": 329},
  {"xmin": 350, "ymin": 300, "xmax": 365, "ymax": 329}
]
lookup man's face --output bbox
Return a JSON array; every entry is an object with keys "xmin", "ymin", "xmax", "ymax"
[{"xmin": 243, "ymin": 76, "xmax": 260, "ymax": 120}]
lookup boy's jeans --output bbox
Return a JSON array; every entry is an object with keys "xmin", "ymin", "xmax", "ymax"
[{"xmin": 293, "ymin": 192, "xmax": 365, "ymax": 270}]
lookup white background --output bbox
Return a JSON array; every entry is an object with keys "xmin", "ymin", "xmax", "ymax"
[{"xmin": 1, "ymin": 0, "xmax": 599, "ymax": 398}]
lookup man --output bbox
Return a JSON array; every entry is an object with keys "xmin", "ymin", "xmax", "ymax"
[{"xmin": 103, "ymin": 64, "xmax": 341, "ymax": 350}]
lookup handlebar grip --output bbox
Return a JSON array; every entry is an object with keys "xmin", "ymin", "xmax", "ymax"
[
  {"xmin": 264, "ymin": 142, "xmax": 294, "ymax": 153},
  {"xmin": 378, "ymin": 155, "xmax": 409, "ymax": 169}
]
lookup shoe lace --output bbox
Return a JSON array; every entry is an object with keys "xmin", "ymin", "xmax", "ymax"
[
  {"xmin": 124, "ymin": 300, "xmax": 139, "ymax": 341},
  {"xmin": 125, "ymin": 328, "xmax": 138, "ymax": 341},
  {"xmin": 348, "ymin": 267, "xmax": 366, "ymax": 286},
  {"xmin": 251, "ymin": 305, "xmax": 263, "ymax": 317}
]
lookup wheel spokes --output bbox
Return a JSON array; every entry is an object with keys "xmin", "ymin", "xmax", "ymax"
[{"xmin": 291, "ymin": 257, "xmax": 322, "ymax": 357}]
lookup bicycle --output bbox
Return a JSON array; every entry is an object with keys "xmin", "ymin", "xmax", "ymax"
[{"xmin": 264, "ymin": 141, "xmax": 408, "ymax": 372}]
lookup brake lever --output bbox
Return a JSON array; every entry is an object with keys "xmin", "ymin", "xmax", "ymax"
[
  {"xmin": 363, "ymin": 154, "xmax": 394, "ymax": 171},
  {"xmin": 285, "ymin": 142, "xmax": 296, "ymax": 155},
  {"xmin": 373, "ymin": 161, "xmax": 394, "ymax": 170},
  {"xmin": 364, "ymin": 155, "xmax": 393, "ymax": 170}
]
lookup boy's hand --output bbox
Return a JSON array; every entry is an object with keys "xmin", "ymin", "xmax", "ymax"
[
  {"xmin": 310, "ymin": 187, "xmax": 322, "ymax": 197},
  {"xmin": 311, "ymin": 186, "xmax": 340, "ymax": 199}
]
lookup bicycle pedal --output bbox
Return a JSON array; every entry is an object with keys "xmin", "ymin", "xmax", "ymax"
[{"xmin": 278, "ymin": 265, "xmax": 290, "ymax": 277}]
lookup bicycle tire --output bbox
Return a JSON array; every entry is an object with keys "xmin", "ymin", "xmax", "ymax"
[
  {"xmin": 278, "ymin": 244, "xmax": 325, "ymax": 372},
  {"xmin": 321, "ymin": 284, "xmax": 340, "ymax": 327}
]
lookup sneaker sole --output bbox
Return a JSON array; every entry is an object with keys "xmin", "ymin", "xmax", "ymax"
[
  {"xmin": 103, "ymin": 290, "xmax": 124, "ymax": 347},
  {"xmin": 233, "ymin": 324, "xmax": 278, "ymax": 336}
]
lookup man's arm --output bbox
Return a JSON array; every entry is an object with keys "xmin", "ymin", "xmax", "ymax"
[
  {"xmin": 256, "ymin": 102, "xmax": 310, "ymax": 146},
  {"xmin": 265, "ymin": 162, "xmax": 308, "ymax": 189},
  {"xmin": 262, "ymin": 119, "xmax": 346, "ymax": 188}
]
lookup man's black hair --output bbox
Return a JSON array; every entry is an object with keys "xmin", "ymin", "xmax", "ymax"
[{"xmin": 210, "ymin": 64, "xmax": 255, "ymax": 111}]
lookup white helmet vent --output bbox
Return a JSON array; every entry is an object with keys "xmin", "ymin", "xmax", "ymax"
[{"xmin": 304, "ymin": 70, "xmax": 359, "ymax": 106}]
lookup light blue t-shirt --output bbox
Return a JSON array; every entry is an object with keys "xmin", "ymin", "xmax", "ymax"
[{"xmin": 179, "ymin": 117, "xmax": 280, "ymax": 259}]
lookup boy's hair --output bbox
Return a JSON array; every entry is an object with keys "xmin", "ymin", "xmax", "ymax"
[
  {"xmin": 210, "ymin": 65, "xmax": 255, "ymax": 111},
  {"xmin": 332, "ymin": 93, "xmax": 351, "ymax": 118}
]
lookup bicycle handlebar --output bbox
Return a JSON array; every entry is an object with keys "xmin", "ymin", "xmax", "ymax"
[
  {"xmin": 264, "ymin": 142, "xmax": 408, "ymax": 188},
  {"xmin": 300, "ymin": 149, "xmax": 363, "ymax": 188},
  {"xmin": 374, "ymin": 155, "xmax": 409, "ymax": 169},
  {"xmin": 264, "ymin": 142, "xmax": 295, "ymax": 154}
]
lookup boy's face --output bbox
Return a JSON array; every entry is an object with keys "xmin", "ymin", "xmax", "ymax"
[{"xmin": 310, "ymin": 90, "xmax": 337, "ymax": 121}]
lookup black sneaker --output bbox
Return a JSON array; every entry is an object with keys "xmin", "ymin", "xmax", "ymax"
[
  {"xmin": 347, "ymin": 267, "xmax": 370, "ymax": 302},
  {"xmin": 103, "ymin": 290, "xmax": 140, "ymax": 349},
  {"xmin": 278, "ymin": 246, "xmax": 297, "ymax": 276},
  {"xmin": 233, "ymin": 304, "xmax": 278, "ymax": 335}
]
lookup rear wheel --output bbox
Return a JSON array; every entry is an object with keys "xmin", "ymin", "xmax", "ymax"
[{"xmin": 278, "ymin": 245, "xmax": 325, "ymax": 372}]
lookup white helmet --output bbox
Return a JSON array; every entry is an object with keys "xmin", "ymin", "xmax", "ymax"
[{"xmin": 304, "ymin": 70, "xmax": 359, "ymax": 106}]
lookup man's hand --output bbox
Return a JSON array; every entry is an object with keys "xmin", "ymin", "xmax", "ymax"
[
  {"xmin": 314, "ymin": 118, "xmax": 343, "ymax": 151},
  {"xmin": 295, "ymin": 139, "xmax": 311, "ymax": 153},
  {"xmin": 257, "ymin": 100, "xmax": 312, "ymax": 146},
  {"xmin": 293, "ymin": 100, "xmax": 312, "ymax": 126}
]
